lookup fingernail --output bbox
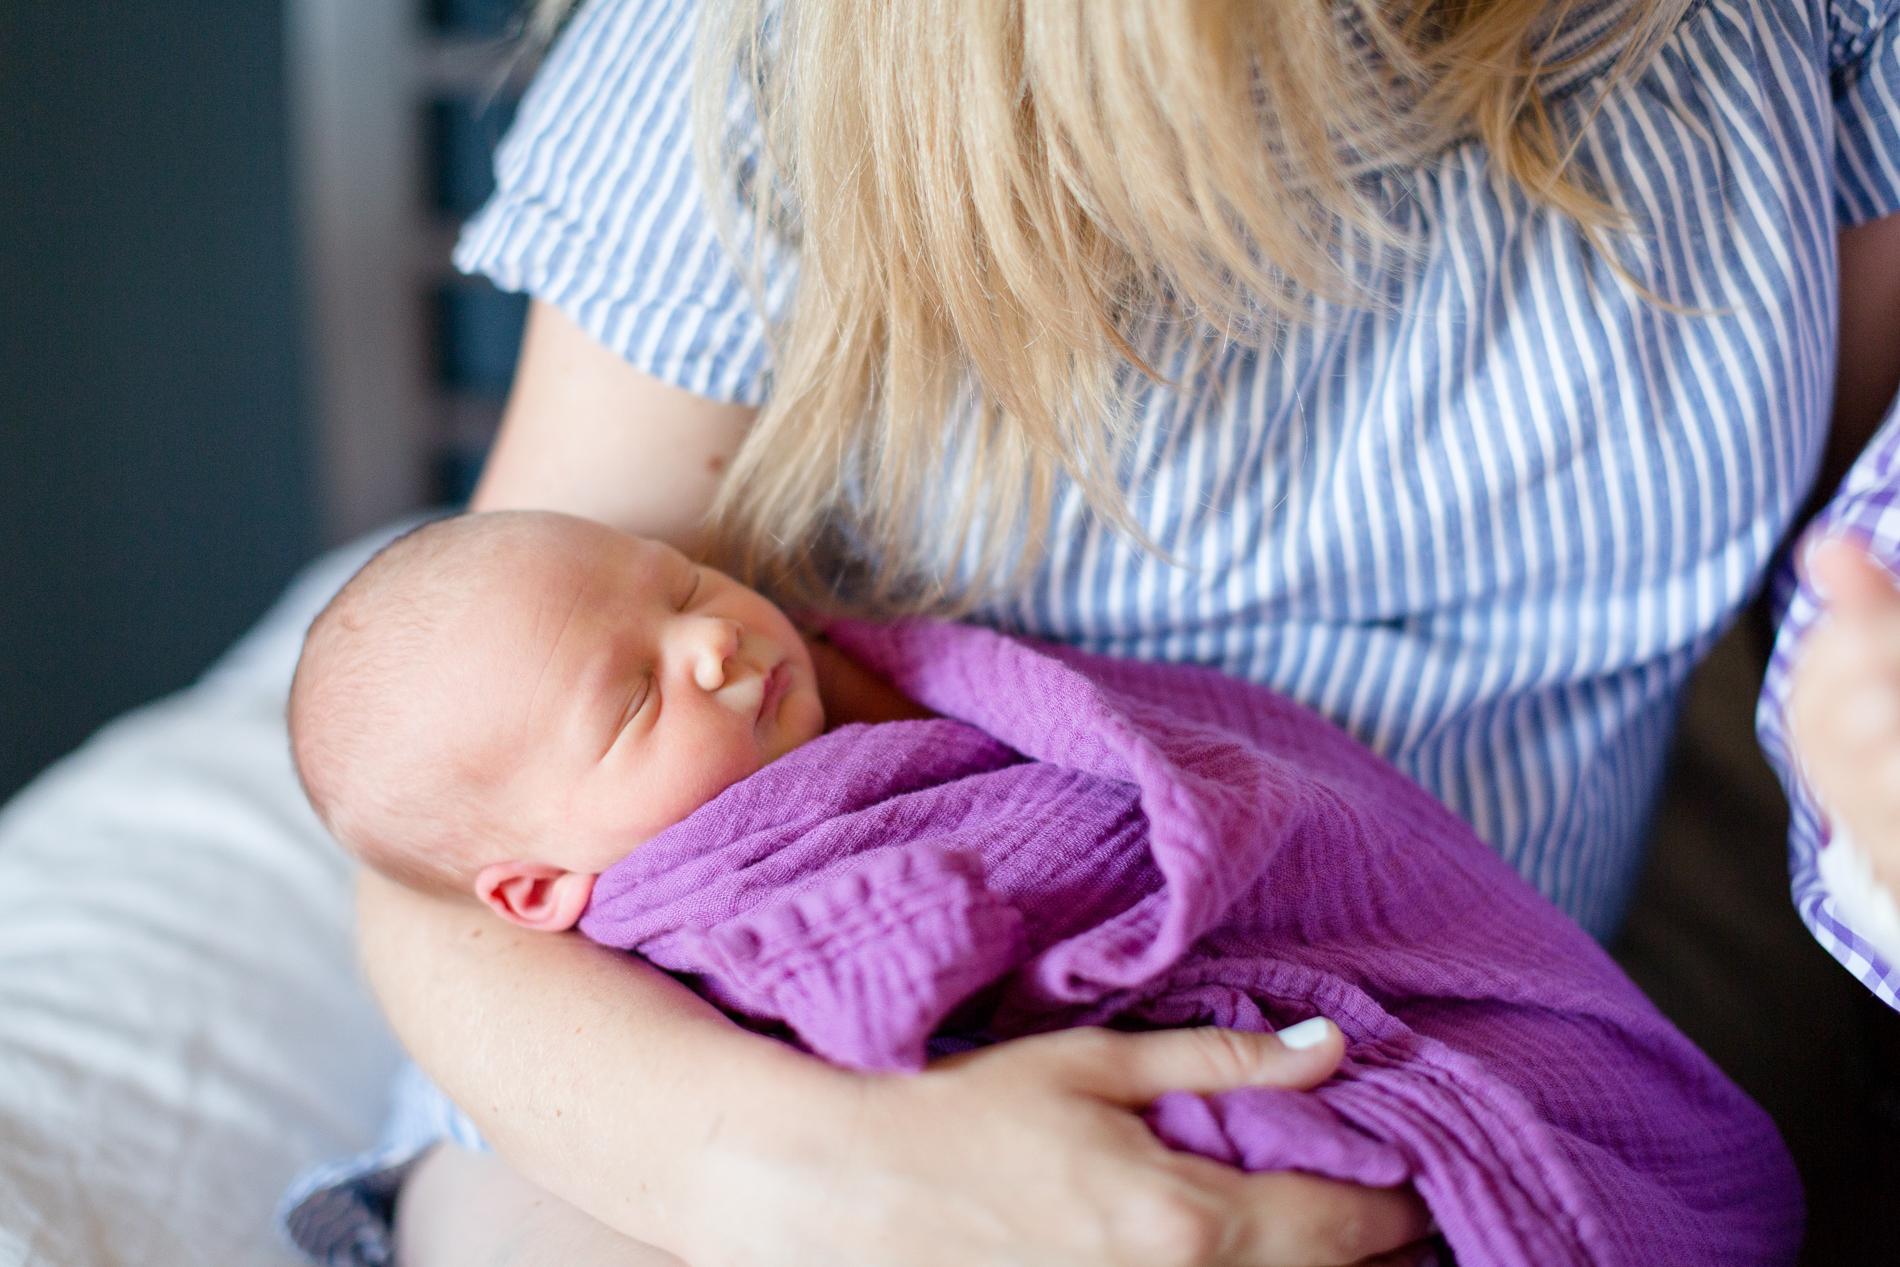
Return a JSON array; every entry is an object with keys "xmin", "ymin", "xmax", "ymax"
[{"xmin": 1276, "ymin": 1017, "xmax": 1335, "ymax": 1050}]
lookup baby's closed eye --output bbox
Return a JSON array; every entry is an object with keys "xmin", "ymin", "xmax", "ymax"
[
  {"xmin": 615, "ymin": 673, "xmax": 656, "ymax": 736},
  {"xmin": 676, "ymin": 568, "xmax": 702, "ymax": 612}
]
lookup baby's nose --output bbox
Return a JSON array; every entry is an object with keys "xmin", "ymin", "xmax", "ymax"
[{"xmin": 675, "ymin": 615, "xmax": 742, "ymax": 691}]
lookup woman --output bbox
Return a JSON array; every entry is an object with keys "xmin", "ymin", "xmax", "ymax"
[{"xmin": 343, "ymin": 0, "xmax": 1900, "ymax": 1262}]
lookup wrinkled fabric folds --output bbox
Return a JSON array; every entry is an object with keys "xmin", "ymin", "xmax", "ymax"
[{"xmin": 582, "ymin": 621, "xmax": 1801, "ymax": 1266}]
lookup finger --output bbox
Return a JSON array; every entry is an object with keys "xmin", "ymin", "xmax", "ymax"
[
  {"xmin": 1810, "ymin": 537, "xmax": 1900, "ymax": 620},
  {"xmin": 1833, "ymin": 669, "xmax": 1900, "ymax": 746},
  {"xmin": 1792, "ymin": 625, "xmax": 1900, "ymax": 751},
  {"xmin": 1221, "ymin": 1171, "xmax": 1431, "ymax": 1267},
  {"xmin": 1031, "ymin": 1021, "xmax": 1347, "ymax": 1105}
]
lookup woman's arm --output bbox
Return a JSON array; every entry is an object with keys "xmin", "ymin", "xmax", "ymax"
[
  {"xmin": 368, "ymin": 300, "xmax": 1430, "ymax": 1266},
  {"xmin": 468, "ymin": 300, "xmax": 754, "ymax": 549},
  {"xmin": 365, "ymin": 871, "xmax": 1425, "ymax": 1266}
]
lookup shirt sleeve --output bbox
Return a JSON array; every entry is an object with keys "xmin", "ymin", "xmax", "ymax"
[
  {"xmin": 1758, "ymin": 401, "xmax": 1900, "ymax": 1010},
  {"xmin": 453, "ymin": 0, "xmax": 783, "ymax": 404},
  {"xmin": 1832, "ymin": 0, "xmax": 1900, "ymax": 226}
]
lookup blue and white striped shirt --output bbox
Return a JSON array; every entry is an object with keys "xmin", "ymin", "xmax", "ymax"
[{"xmin": 457, "ymin": 0, "xmax": 1900, "ymax": 942}]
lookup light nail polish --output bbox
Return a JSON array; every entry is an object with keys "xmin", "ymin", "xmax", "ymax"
[{"xmin": 1276, "ymin": 1017, "xmax": 1334, "ymax": 1050}]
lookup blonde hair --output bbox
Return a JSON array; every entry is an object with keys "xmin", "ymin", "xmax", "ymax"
[{"xmin": 535, "ymin": 0, "xmax": 1685, "ymax": 613}]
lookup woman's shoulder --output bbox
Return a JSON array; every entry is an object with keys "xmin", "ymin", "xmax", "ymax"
[
  {"xmin": 1540, "ymin": 0, "xmax": 1892, "ymax": 106},
  {"xmin": 477, "ymin": 0, "xmax": 703, "ymax": 236},
  {"xmin": 453, "ymin": 0, "xmax": 776, "ymax": 404}
]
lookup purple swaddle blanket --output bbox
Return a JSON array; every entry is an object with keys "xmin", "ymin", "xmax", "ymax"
[{"xmin": 580, "ymin": 620, "xmax": 1801, "ymax": 1265}]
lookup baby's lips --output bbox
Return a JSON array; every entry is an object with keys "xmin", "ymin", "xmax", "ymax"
[{"xmin": 755, "ymin": 662, "xmax": 790, "ymax": 724}]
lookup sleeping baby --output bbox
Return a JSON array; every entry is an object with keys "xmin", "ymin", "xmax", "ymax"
[
  {"xmin": 284, "ymin": 509, "xmax": 1802, "ymax": 1266},
  {"xmin": 289, "ymin": 508, "xmax": 892, "ymax": 931}
]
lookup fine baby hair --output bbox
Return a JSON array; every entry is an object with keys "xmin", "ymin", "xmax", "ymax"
[
  {"xmin": 287, "ymin": 509, "xmax": 825, "ymax": 920},
  {"xmin": 289, "ymin": 512, "xmax": 532, "ymax": 896}
]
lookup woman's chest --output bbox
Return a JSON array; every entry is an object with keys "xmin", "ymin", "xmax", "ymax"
[{"xmin": 998, "ymin": 0, "xmax": 1844, "ymax": 681}]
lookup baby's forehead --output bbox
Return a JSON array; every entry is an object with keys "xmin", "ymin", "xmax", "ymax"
[
  {"xmin": 452, "ymin": 529, "xmax": 683, "ymax": 639},
  {"xmin": 618, "ymin": 555, "xmax": 692, "ymax": 603},
  {"xmin": 373, "ymin": 522, "xmax": 685, "ymax": 657},
  {"xmin": 479, "ymin": 521, "xmax": 676, "ymax": 581},
  {"xmin": 557, "ymin": 532, "xmax": 692, "ymax": 604}
]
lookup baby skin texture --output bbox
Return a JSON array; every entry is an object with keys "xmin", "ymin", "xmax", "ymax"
[{"xmin": 288, "ymin": 511, "xmax": 827, "ymax": 931}]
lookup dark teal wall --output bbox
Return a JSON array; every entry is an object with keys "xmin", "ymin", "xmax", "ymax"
[{"xmin": 0, "ymin": 4, "xmax": 316, "ymax": 800}]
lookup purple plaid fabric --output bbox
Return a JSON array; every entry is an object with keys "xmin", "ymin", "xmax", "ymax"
[
  {"xmin": 1758, "ymin": 406, "xmax": 1900, "ymax": 1008},
  {"xmin": 582, "ymin": 620, "xmax": 1801, "ymax": 1266}
]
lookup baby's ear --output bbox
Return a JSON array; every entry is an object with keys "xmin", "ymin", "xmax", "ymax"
[{"xmin": 474, "ymin": 861, "xmax": 596, "ymax": 932}]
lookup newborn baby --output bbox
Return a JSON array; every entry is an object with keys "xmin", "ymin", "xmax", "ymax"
[
  {"xmin": 285, "ymin": 513, "xmax": 1803, "ymax": 1267},
  {"xmin": 289, "ymin": 509, "xmax": 832, "ymax": 931}
]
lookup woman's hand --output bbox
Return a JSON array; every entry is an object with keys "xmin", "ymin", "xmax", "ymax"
[
  {"xmin": 364, "ymin": 874, "xmax": 1426, "ymax": 1267},
  {"xmin": 395, "ymin": 1026, "xmax": 1429, "ymax": 1267},
  {"xmin": 717, "ymin": 1024, "xmax": 1432, "ymax": 1267}
]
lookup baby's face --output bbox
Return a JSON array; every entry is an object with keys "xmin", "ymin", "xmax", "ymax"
[{"xmin": 473, "ymin": 525, "xmax": 824, "ymax": 871}]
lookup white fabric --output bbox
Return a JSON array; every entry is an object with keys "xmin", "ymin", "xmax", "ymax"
[
  {"xmin": 0, "ymin": 524, "xmax": 423, "ymax": 1266},
  {"xmin": 1816, "ymin": 826, "xmax": 1900, "ymax": 975}
]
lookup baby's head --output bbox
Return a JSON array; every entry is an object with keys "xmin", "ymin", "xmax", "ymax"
[{"xmin": 288, "ymin": 510, "xmax": 824, "ymax": 930}]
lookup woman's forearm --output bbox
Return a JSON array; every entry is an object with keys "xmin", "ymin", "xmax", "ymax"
[
  {"xmin": 357, "ymin": 869, "xmax": 836, "ymax": 1256},
  {"xmin": 466, "ymin": 301, "xmax": 755, "ymax": 552},
  {"xmin": 359, "ymin": 868, "xmax": 1428, "ymax": 1267}
]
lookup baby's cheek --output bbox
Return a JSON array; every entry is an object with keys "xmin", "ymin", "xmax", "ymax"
[
  {"xmin": 704, "ymin": 736, "xmax": 770, "ymax": 798},
  {"xmin": 772, "ymin": 694, "xmax": 826, "ymax": 760}
]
